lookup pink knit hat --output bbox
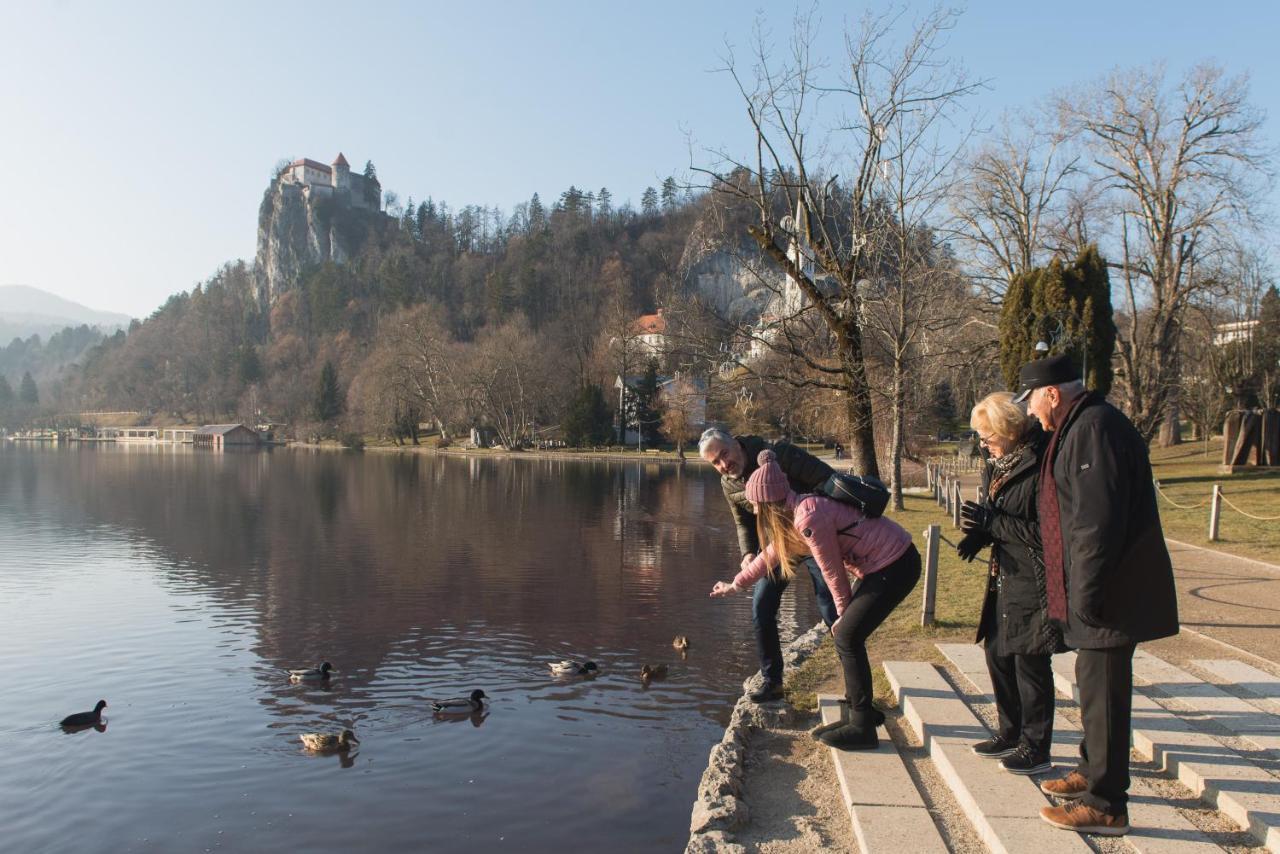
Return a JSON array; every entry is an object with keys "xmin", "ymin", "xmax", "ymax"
[{"xmin": 745, "ymin": 449, "xmax": 790, "ymax": 503}]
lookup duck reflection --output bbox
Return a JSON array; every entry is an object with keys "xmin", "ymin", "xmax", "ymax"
[{"xmin": 431, "ymin": 709, "xmax": 489, "ymax": 728}]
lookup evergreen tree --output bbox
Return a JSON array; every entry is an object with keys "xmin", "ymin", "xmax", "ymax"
[
  {"xmin": 315, "ymin": 360, "xmax": 342, "ymax": 423},
  {"xmin": 237, "ymin": 345, "xmax": 263, "ymax": 386},
  {"xmin": 640, "ymin": 187, "xmax": 659, "ymax": 217},
  {"xmin": 998, "ymin": 245, "xmax": 1116, "ymax": 395},
  {"xmin": 597, "ymin": 187, "xmax": 613, "ymax": 220},
  {"xmin": 363, "ymin": 160, "xmax": 377, "ymax": 180},
  {"xmin": 562, "ymin": 383, "xmax": 613, "ymax": 446},
  {"xmin": 0, "ymin": 375, "xmax": 12, "ymax": 407},
  {"xmin": 1257, "ymin": 285, "xmax": 1280, "ymax": 406},
  {"xmin": 632, "ymin": 358, "xmax": 663, "ymax": 444},
  {"xmin": 18, "ymin": 371, "xmax": 37, "ymax": 405},
  {"xmin": 416, "ymin": 201, "xmax": 431, "ymax": 238},
  {"xmin": 528, "ymin": 193, "xmax": 546, "ymax": 231},
  {"xmin": 660, "ymin": 177, "xmax": 679, "ymax": 213}
]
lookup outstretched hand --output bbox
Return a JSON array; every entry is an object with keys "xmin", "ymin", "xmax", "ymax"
[{"xmin": 710, "ymin": 581, "xmax": 738, "ymax": 598}]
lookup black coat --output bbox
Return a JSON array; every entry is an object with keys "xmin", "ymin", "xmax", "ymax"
[
  {"xmin": 721, "ymin": 436, "xmax": 833, "ymax": 557},
  {"xmin": 1047, "ymin": 393, "xmax": 1179, "ymax": 649},
  {"xmin": 975, "ymin": 429, "xmax": 1066, "ymax": 656}
]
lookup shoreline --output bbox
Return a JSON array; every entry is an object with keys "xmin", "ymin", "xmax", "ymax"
[{"xmin": 290, "ymin": 440, "xmax": 710, "ymax": 466}]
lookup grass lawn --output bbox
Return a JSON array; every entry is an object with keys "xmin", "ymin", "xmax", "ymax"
[{"xmin": 1149, "ymin": 438, "xmax": 1280, "ymax": 563}]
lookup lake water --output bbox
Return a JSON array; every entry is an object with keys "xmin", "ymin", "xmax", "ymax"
[{"xmin": 0, "ymin": 444, "xmax": 820, "ymax": 852}]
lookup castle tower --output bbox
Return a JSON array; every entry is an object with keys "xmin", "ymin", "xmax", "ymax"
[{"xmin": 331, "ymin": 152, "xmax": 350, "ymax": 191}]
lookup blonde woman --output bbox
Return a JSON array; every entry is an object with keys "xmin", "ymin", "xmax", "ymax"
[
  {"xmin": 710, "ymin": 450, "xmax": 919, "ymax": 751},
  {"xmin": 957, "ymin": 392, "xmax": 1063, "ymax": 775}
]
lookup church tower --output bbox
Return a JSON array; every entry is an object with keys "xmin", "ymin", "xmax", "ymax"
[{"xmin": 331, "ymin": 152, "xmax": 351, "ymax": 191}]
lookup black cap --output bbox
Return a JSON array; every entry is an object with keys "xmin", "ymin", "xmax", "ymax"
[{"xmin": 1013, "ymin": 354, "xmax": 1081, "ymax": 403}]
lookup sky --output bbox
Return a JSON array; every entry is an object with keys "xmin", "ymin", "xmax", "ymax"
[{"xmin": 1, "ymin": 1, "xmax": 1278, "ymax": 318}]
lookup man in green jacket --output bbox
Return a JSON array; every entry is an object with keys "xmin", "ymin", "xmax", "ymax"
[{"xmin": 699, "ymin": 428, "xmax": 838, "ymax": 701}]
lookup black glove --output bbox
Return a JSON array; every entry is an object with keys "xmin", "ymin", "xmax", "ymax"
[
  {"xmin": 956, "ymin": 529, "xmax": 992, "ymax": 562},
  {"xmin": 960, "ymin": 500, "xmax": 995, "ymax": 533}
]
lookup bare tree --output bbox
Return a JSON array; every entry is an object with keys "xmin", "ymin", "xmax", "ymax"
[
  {"xmin": 1059, "ymin": 63, "xmax": 1269, "ymax": 443},
  {"xmin": 952, "ymin": 111, "xmax": 1079, "ymax": 299},
  {"xmin": 380, "ymin": 304, "xmax": 469, "ymax": 440},
  {"xmin": 694, "ymin": 7, "xmax": 982, "ymax": 477},
  {"xmin": 659, "ymin": 374, "xmax": 704, "ymax": 458}
]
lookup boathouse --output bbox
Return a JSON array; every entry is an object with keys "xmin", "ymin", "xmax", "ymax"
[{"xmin": 194, "ymin": 424, "xmax": 260, "ymax": 448}]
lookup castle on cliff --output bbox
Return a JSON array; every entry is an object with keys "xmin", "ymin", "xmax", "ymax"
[{"xmin": 279, "ymin": 152, "xmax": 381, "ymax": 211}]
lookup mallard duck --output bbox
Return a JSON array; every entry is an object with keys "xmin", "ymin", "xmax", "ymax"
[
  {"xmin": 548, "ymin": 660, "xmax": 598, "ymax": 676},
  {"xmin": 288, "ymin": 662, "xmax": 335, "ymax": 682},
  {"xmin": 672, "ymin": 635, "xmax": 690, "ymax": 652},
  {"xmin": 641, "ymin": 664, "xmax": 669, "ymax": 681},
  {"xmin": 60, "ymin": 700, "xmax": 107, "ymax": 727},
  {"xmin": 300, "ymin": 729, "xmax": 359, "ymax": 752},
  {"xmin": 431, "ymin": 689, "xmax": 487, "ymax": 713}
]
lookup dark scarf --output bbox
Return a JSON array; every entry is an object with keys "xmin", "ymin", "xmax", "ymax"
[
  {"xmin": 1038, "ymin": 396, "xmax": 1087, "ymax": 621},
  {"xmin": 984, "ymin": 437, "xmax": 1031, "ymax": 579}
]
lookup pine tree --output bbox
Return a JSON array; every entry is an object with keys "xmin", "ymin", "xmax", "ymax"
[
  {"xmin": 641, "ymin": 187, "xmax": 659, "ymax": 217},
  {"xmin": 563, "ymin": 383, "xmax": 613, "ymax": 446},
  {"xmin": 597, "ymin": 187, "xmax": 613, "ymax": 220},
  {"xmin": 315, "ymin": 361, "xmax": 342, "ymax": 423},
  {"xmin": 660, "ymin": 177, "xmax": 679, "ymax": 213},
  {"xmin": 633, "ymin": 358, "xmax": 662, "ymax": 444},
  {"xmin": 998, "ymin": 245, "xmax": 1116, "ymax": 395},
  {"xmin": 528, "ymin": 193, "xmax": 546, "ymax": 231},
  {"xmin": 18, "ymin": 371, "xmax": 37, "ymax": 405},
  {"xmin": 363, "ymin": 160, "xmax": 377, "ymax": 180},
  {"xmin": 1257, "ymin": 285, "xmax": 1280, "ymax": 407},
  {"xmin": 0, "ymin": 375, "xmax": 12, "ymax": 407}
]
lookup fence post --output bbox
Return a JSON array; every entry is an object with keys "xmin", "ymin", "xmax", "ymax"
[
  {"xmin": 921, "ymin": 524, "xmax": 940, "ymax": 627},
  {"xmin": 944, "ymin": 476, "xmax": 954, "ymax": 515},
  {"xmin": 1209, "ymin": 483, "xmax": 1222, "ymax": 542},
  {"xmin": 952, "ymin": 480, "xmax": 962, "ymax": 528}
]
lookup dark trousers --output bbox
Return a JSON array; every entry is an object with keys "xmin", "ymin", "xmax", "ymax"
[
  {"xmin": 752, "ymin": 556, "xmax": 839, "ymax": 685},
  {"xmin": 832, "ymin": 546, "xmax": 921, "ymax": 714},
  {"xmin": 984, "ymin": 644, "xmax": 1054, "ymax": 756},
  {"xmin": 1075, "ymin": 644, "xmax": 1136, "ymax": 815}
]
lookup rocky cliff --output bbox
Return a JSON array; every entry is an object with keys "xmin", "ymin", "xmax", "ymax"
[
  {"xmin": 254, "ymin": 179, "xmax": 387, "ymax": 306},
  {"xmin": 678, "ymin": 213, "xmax": 783, "ymax": 321}
]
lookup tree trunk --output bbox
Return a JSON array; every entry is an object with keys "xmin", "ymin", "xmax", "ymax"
[
  {"xmin": 841, "ymin": 317, "xmax": 880, "ymax": 479},
  {"xmin": 889, "ymin": 362, "xmax": 906, "ymax": 511},
  {"xmin": 1158, "ymin": 398, "xmax": 1182, "ymax": 446}
]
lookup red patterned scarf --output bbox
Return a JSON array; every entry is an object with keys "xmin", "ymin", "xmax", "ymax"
[{"xmin": 1038, "ymin": 396, "xmax": 1086, "ymax": 621}]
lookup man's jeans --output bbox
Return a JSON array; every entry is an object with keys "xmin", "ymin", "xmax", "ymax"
[{"xmin": 752, "ymin": 556, "xmax": 838, "ymax": 685}]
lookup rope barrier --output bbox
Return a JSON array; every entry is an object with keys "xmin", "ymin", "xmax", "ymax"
[
  {"xmin": 1218, "ymin": 491, "xmax": 1280, "ymax": 522},
  {"xmin": 938, "ymin": 534, "xmax": 959, "ymax": 549},
  {"xmin": 1151, "ymin": 479, "xmax": 1208, "ymax": 510}
]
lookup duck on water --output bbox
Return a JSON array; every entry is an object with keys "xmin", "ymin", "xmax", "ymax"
[{"xmin": 60, "ymin": 700, "xmax": 107, "ymax": 729}]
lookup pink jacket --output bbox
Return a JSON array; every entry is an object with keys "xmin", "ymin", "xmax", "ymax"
[{"xmin": 732, "ymin": 493, "xmax": 913, "ymax": 616}]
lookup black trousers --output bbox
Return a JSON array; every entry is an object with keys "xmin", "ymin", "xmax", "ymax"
[
  {"xmin": 832, "ymin": 546, "xmax": 921, "ymax": 715},
  {"xmin": 984, "ymin": 645, "xmax": 1054, "ymax": 756},
  {"xmin": 1075, "ymin": 644, "xmax": 1136, "ymax": 815}
]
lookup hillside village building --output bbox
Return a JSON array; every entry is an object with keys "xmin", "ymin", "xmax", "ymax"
[{"xmin": 280, "ymin": 153, "xmax": 381, "ymax": 211}]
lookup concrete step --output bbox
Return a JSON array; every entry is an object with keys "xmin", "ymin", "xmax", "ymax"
[
  {"xmin": 936, "ymin": 643, "xmax": 1221, "ymax": 854},
  {"xmin": 883, "ymin": 660, "xmax": 1092, "ymax": 854},
  {"xmin": 1053, "ymin": 649, "xmax": 1280, "ymax": 852},
  {"xmin": 1131, "ymin": 651, "xmax": 1280, "ymax": 755},
  {"xmin": 1193, "ymin": 659, "xmax": 1280, "ymax": 716},
  {"xmin": 816, "ymin": 694, "xmax": 947, "ymax": 853}
]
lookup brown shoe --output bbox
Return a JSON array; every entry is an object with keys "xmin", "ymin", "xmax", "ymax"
[
  {"xmin": 1039, "ymin": 770, "xmax": 1088, "ymax": 799},
  {"xmin": 1040, "ymin": 801, "xmax": 1130, "ymax": 836}
]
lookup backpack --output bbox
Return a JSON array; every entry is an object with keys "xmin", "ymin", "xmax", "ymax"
[{"xmin": 818, "ymin": 472, "xmax": 890, "ymax": 519}]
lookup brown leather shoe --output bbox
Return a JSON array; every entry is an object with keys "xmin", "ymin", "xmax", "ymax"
[
  {"xmin": 1039, "ymin": 770, "xmax": 1088, "ymax": 799},
  {"xmin": 1040, "ymin": 801, "xmax": 1130, "ymax": 835}
]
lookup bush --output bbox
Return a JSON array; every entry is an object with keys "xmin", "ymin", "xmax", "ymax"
[{"xmin": 339, "ymin": 431, "xmax": 365, "ymax": 451}]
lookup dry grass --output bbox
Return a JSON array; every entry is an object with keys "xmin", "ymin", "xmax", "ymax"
[{"xmin": 1149, "ymin": 438, "xmax": 1280, "ymax": 563}]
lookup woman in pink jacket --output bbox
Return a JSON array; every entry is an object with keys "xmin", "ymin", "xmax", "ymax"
[{"xmin": 711, "ymin": 450, "xmax": 920, "ymax": 750}]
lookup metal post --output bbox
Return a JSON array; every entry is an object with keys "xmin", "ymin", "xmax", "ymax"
[
  {"xmin": 1209, "ymin": 483, "xmax": 1222, "ymax": 542},
  {"xmin": 921, "ymin": 524, "xmax": 940, "ymax": 626}
]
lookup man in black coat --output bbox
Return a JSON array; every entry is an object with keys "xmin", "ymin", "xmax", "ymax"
[
  {"xmin": 699, "ymin": 428, "xmax": 838, "ymax": 702},
  {"xmin": 1016, "ymin": 355, "xmax": 1179, "ymax": 837}
]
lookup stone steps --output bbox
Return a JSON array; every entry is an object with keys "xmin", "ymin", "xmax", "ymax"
[
  {"xmin": 1192, "ymin": 659, "xmax": 1280, "ymax": 717},
  {"xmin": 816, "ymin": 694, "xmax": 948, "ymax": 853},
  {"xmin": 883, "ymin": 659, "xmax": 1093, "ymax": 854},
  {"xmin": 1053, "ymin": 650, "xmax": 1280, "ymax": 852},
  {"xmin": 936, "ymin": 643, "xmax": 1221, "ymax": 854}
]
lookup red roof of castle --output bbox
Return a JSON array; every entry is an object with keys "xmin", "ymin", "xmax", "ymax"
[
  {"xmin": 289, "ymin": 158, "xmax": 332, "ymax": 174},
  {"xmin": 332, "ymin": 152, "xmax": 349, "ymax": 167}
]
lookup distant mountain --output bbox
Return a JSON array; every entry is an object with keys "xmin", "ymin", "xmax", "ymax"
[{"xmin": 0, "ymin": 284, "xmax": 133, "ymax": 342}]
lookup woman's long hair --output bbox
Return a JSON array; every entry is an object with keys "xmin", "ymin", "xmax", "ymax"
[{"xmin": 756, "ymin": 500, "xmax": 810, "ymax": 581}]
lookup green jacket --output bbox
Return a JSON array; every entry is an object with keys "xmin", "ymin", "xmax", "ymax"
[{"xmin": 721, "ymin": 435, "xmax": 834, "ymax": 557}]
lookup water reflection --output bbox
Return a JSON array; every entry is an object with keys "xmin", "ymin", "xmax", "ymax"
[{"xmin": 0, "ymin": 444, "xmax": 819, "ymax": 852}]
